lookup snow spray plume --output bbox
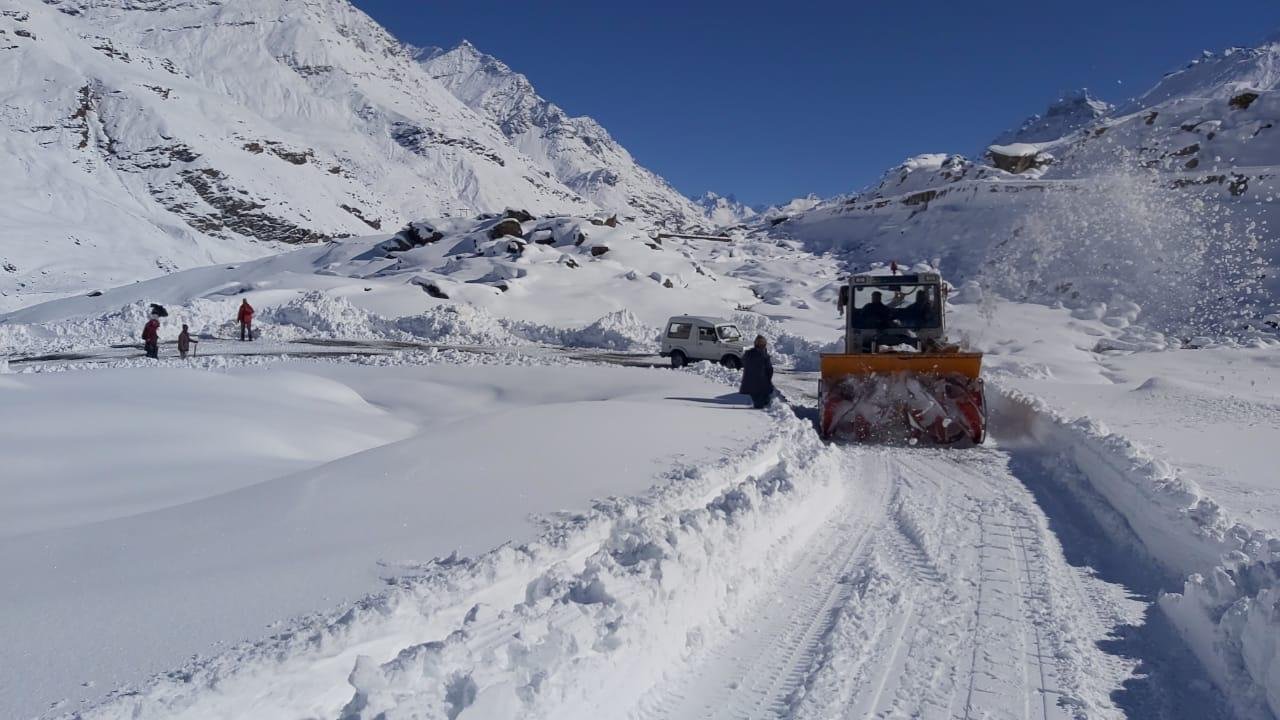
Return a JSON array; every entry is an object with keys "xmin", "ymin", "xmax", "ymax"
[{"xmin": 978, "ymin": 146, "xmax": 1269, "ymax": 338}]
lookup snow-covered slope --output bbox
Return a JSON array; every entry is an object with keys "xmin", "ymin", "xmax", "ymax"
[
  {"xmin": 419, "ymin": 42, "xmax": 707, "ymax": 230},
  {"xmin": 0, "ymin": 0, "xmax": 718, "ymax": 313},
  {"xmin": 768, "ymin": 38, "xmax": 1280, "ymax": 340}
]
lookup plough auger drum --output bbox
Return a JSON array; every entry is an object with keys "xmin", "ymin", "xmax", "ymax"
[
  {"xmin": 821, "ymin": 268, "xmax": 986, "ymax": 445},
  {"xmin": 819, "ymin": 354, "xmax": 986, "ymax": 445}
]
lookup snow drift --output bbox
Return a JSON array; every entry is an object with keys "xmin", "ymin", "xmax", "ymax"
[{"xmin": 992, "ymin": 386, "xmax": 1280, "ymax": 719}]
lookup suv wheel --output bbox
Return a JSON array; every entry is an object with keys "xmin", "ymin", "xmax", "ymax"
[
  {"xmin": 670, "ymin": 350, "xmax": 687, "ymax": 368},
  {"xmin": 721, "ymin": 354, "xmax": 742, "ymax": 369}
]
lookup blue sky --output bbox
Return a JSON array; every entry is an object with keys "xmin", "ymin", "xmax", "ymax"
[{"xmin": 353, "ymin": 1, "xmax": 1280, "ymax": 207}]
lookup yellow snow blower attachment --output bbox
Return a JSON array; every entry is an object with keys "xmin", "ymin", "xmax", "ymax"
[{"xmin": 819, "ymin": 271, "xmax": 986, "ymax": 444}]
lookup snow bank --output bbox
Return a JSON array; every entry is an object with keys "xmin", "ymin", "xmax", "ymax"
[
  {"xmin": 992, "ymin": 386, "xmax": 1280, "ymax": 718},
  {"xmin": 67, "ymin": 406, "xmax": 841, "ymax": 720},
  {"xmin": 2, "ymin": 292, "xmax": 687, "ymax": 357},
  {"xmin": 506, "ymin": 309, "xmax": 660, "ymax": 352},
  {"xmin": 343, "ymin": 407, "xmax": 841, "ymax": 719}
]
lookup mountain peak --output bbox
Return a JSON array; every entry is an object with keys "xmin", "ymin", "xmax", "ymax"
[
  {"xmin": 992, "ymin": 88, "xmax": 1113, "ymax": 146},
  {"xmin": 420, "ymin": 43, "xmax": 706, "ymax": 228}
]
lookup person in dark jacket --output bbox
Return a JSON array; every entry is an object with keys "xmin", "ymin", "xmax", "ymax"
[
  {"xmin": 740, "ymin": 335, "xmax": 775, "ymax": 409},
  {"xmin": 142, "ymin": 315, "xmax": 161, "ymax": 359},
  {"xmin": 237, "ymin": 299, "xmax": 255, "ymax": 341},
  {"xmin": 177, "ymin": 324, "xmax": 197, "ymax": 359}
]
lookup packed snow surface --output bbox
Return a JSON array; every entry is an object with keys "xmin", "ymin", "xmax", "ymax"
[{"xmin": 0, "ymin": 361, "xmax": 770, "ymax": 718}]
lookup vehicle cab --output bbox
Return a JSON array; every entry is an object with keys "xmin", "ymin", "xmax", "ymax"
[
  {"xmin": 837, "ymin": 272, "xmax": 947, "ymax": 353},
  {"xmin": 660, "ymin": 315, "xmax": 747, "ymax": 368}
]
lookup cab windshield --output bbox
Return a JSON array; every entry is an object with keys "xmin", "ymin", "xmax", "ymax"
[
  {"xmin": 851, "ymin": 284, "xmax": 941, "ymax": 330},
  {"xmin": 716, "ymin": 325, "xmax": 742, "ymax": 342}
]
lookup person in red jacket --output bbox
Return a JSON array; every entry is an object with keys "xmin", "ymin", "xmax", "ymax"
[
  {"xmin": 237, "ymin": 299, "xmax": 255, "ymax": 341},
  {"xmin": 142, "ymin": 316, "xmax": 161, "ymax": 359}
]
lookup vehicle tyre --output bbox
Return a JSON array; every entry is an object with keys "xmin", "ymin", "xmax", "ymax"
[
  {"xmin": 721, "ymin": 354, "xmax": 742, "ymax": 369},
  {"xmin": 670, "ymin": 350, "xmax": 687, "ymax": 368}
]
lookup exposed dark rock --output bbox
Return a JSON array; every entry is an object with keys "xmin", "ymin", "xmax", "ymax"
[
  {"xmin": 986, "ymin": 146, "xmax": 1049, "ymax": 174},
  {"xmin": 266, "ymin": 143, "xmax": 312, "ymax": 165},
  {"xmin": 243, "ymin": 142, "xmax": 264, "ymax": 154},
  {"xmin": 1171, "ymin": 143, "xmax": 1200, "ymax": 157},
  {"xmin": 1229, "ymin": 173, "xmax": 1249, "ymax": 196},
  {"xmin": 487, "ymin": 218, "xmax": 524, "ymax": 240},
  {"xmin": 529, "ymin": 229, "xmax": 555, "ymax": 245},
  {"xmin": 1230, "ymin": 92, "xmax": 1260, "ymax": 110},
  {"xmin": 590, "ymin": 245, "xmax": 609, "ymax": 257},
  {"xmin": 604, "ymin": 215, "xmax": 618, "ymax": 227},
  {"xmin": 1145, "ymin": 111, "xmax": 1159, "ymax": 125},
  {"xmin": 376, "ymin": 223, "xmax": 443, "ymax": 253},
  {"xmin": 90, "ymin": 39, "xmax": 130, "ymax": 61},
  {"xmin": 769, "ymin": 216, "xmax": 789, "ymax": 226},
  {"xmin": 1185, "ymin": 157, "xmax": 1200, "ymax": 170},
  {"xmin": 391, "ymin": 122, "xmax": 506, "ymax": 166},
  {"xmin": 340, "ymin": 204, "xmax": 381, "ymax": 230},
  {"xmin": 142, "ymin": 84, "xmax": 172, "ymax": 99},
  {"xmin": 13, "ymin": 28, "xmax": 33, "ymax": 40},
  {"xmin": 902, "ymin": 190, "xmax": 938, "ymax": 207},
  {"xmin": 168, "ymin": 144, "xmax": 200, "ymax": 162},
  {"xmin": 560, "ymin": 256, "xmax": 579, "ymax": 269},
  {"xmin": 165, "ymin": 168, "xmax": 328, "ymax": 244},
  {"xmin": 414, "ymin": 280, "xmax": 449, "ymax": 299},
  {"xmin": 503, "ymin": 208, "xmax": 534, "ymax": 222}
]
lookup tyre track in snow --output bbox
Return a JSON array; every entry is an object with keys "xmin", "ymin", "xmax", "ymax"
[
  {"xmin": 639, "ymin": 444, "xmax": 1229, "ymax": 720},
  {"xmin": 633, "ymin": 450, "xmax": 891, "ymax": 720}
]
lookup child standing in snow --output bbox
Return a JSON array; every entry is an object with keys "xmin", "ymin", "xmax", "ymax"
[
  {"xmin": 177, "ymin": 324, "xmax": 197, "ymax": 359},
  {"xmin": 238, "ymin": 299, "xmax": 255, "ymax": 341}
]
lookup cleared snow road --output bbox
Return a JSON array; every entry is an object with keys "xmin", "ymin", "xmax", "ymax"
[{"xmin": 634, "ymin": 446, "xmax": 1236, "ymax": 720}]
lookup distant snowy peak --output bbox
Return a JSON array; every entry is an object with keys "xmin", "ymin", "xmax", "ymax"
[
  {"xmin": 993, "ymin": 89, "xmax": 1113, "ymax": 145},
  {"xmin": 421, "ymin": 41, "xmax": 708, "ymax": 229},
  {"xmin": 695, "ymin": 192, "xmax": 758, "ymax": 227}
]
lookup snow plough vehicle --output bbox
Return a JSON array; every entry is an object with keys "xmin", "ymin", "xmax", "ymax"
[{"xmin": 819, "ymin": 270, "xmax": 986, "ymax": 444}]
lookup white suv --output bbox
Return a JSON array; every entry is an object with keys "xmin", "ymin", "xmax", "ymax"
[{"xmin": 660, "ymin": 315, "xmax": 747, "ymax": 368}]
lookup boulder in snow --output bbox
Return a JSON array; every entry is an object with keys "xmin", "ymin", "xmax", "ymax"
[
  {"xmin": 986, "ymin": 144, "xmax": 1051, "ymax": 174},
  {"xmin": 487, "ymin": 218, "xmax": 524, "ymax": 240}
]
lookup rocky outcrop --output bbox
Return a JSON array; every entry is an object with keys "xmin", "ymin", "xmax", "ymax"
[{"xmin": 986, "ymin": 144, "xmax": 1052, "ymax": 174}]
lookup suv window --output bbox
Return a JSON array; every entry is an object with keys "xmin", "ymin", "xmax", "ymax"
[
  {"xmin": 667, "ymin": 322, "xmax": 692, "ymax": 339},
  {"xmin": 716, "ymin": 325, "xmax": 742, "ymax": 342},
  {"xmin": 697, "ymin": 326, "xmax": 717, "ymax": 342}
]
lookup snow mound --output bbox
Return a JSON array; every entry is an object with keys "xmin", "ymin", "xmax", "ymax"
[
  {"xmin": 507, "ymin": 309, "xmax": 658, "ymax": 352},
  {"xmin": 265, "ymin": 291, "xmax": 392, "ymax": 340},
  {"xmin": 992, "ymin": 386, "xmax": 1280, "ymax": 718},
  {"xmin": 396, "ymin": 304, "xmax": 522, "ymax": 346}
]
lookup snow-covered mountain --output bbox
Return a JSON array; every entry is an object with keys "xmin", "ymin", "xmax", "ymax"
[
  {"xmin": 694, "ymin": 191, "xmax": 758, "ymax": 227},
  {"xmin": 0, "ymin": 0, "xmax": 717, "ymax": 312},
  {"xmin": 766, "ymin": 36, "xmax": 1280, "ymax": 338},
  {"xmin": 992, "ymin": 89, "xmax": 1113, "ymax": 146},
  {"xmin": 419, "ymin": 41, "xmax": 707, "ymax": 231}
]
